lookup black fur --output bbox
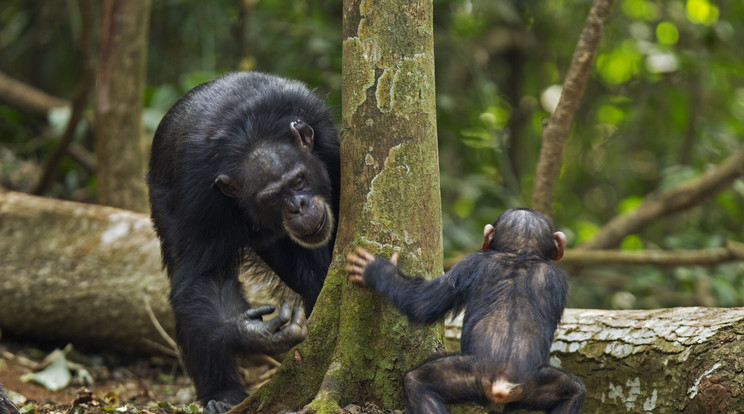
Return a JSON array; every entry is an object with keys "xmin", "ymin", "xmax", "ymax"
[
  {"xmin": 0, "ymin": 385, "xmax": 19, "ymax": 414},
  {"xmin": 360, "ymin": 209, "xmax": 585, "ymax": 414},
  {"xmin": 147, "ymin": 72, "xmax": 339, "ymax": 412}
]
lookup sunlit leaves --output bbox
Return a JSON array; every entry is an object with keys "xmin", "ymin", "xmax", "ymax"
[
  {"xmin": 596, "ymin": 104, "xmax": 626, "ymax": 125},
  {"xmin": 621, "ymin": 0, "xmax": 659, "ymax": 21},
  {"xmin": 655, "ymin": 21, "xmax": 679, "ymax": 45},
  {"xmin": 575, "ymin": 220, "xmax": 600, "ymax": 245},
  {"xmin": 596, "ymin": 40, "xmax": 644, "ymax": 85},
  {"xmin": 685, "ymin": 0, "xmax": 719, "ymax": 26},
  {"xmin": 618, "ymin": 195, "xmax": 643, "ymax": 215},
  {"xmin": 620, "ymin": 234, "xmax": 643, "ymax": 250}
]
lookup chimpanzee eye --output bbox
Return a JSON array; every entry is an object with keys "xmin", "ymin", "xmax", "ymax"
[{"xmin": 291, "ymin": 176, "xmax": 306, "ymax": 191}]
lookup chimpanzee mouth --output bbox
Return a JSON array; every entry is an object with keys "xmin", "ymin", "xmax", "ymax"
[
  {"xmin": 285, "ymin": 200, "xmax": 334, "ymax": 248},
  {"xmin": 305, "ymin": 208, "xmax": 328, "ymax": 238}
]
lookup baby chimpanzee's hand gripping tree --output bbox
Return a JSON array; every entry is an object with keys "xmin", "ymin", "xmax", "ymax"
[
  {"xmin": 346, "ymin": 208, "xmax": 586, "ymax": 414},
  {"xmin": 147, "ymin": 72, "xmax": 339, "ymax": 414}
]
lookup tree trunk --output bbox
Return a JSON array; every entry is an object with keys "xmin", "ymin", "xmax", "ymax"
[
  {"xmin": 95, "ymin": 0, "xmax": 151, "ymax": 212},
  {"xmin": 235, "ymin": 0, "xmax": 443, "ymax": 412},
  {"xmin": 2, "ymin": 191, "xmax": 743, "ymax": 412}
]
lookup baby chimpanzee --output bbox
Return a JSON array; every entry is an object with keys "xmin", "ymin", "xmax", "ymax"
[{"xmin": 346, "ymin": 208, "xmax": 585, "ymax": 414}]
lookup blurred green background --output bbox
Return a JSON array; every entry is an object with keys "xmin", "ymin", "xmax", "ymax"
[{"xmin": 1, "ymin": 0, "xmax": 742, "ymax": 309}]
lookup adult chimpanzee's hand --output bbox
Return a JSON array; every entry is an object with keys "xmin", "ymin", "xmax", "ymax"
[
  {"xmin": 237, "ymin": 301, "xmax": 308, "ymax": 355},
  {"xmin": 345, "ymin": 247, "xmax": 399, "ymax": 286}
]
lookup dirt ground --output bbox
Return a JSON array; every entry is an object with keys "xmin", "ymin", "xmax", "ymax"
[
  {"xmin": 0, "ymin": 339, "xmax": 396, "ymax": 414},
  {"xmin": 0, "ymin": 338, "xmax": 204, "ymax": 414}
]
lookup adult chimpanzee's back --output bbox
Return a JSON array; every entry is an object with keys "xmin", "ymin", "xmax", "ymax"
[{"xmin": 146, "ymin": 72, "xmax": 339, "ymax": 414}]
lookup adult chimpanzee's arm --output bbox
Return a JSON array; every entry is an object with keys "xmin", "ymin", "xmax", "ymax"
[{"xmin": 346, "ymin": 247, "xmax": 471, "ymax": 325}]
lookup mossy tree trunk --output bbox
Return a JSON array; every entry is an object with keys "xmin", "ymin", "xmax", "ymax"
[{"xmin": 237, "ymin": 0, "xmax": 442, "ymax": 412}]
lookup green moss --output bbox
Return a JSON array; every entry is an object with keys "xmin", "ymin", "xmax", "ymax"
[
  {"xmin": 304, "ymin": 387, "xmax": 342, "ymax": 414},
  {"xmin": 363, "ymin": 141, "xmax": 443, "ymax": 270},
  {"xmin": 389, "ymin": 54, "xmax": 436, "ymax": 119},
  {"xmin": 357, "ymin": 0, "xmax": 433, "ymax": 68},
  {"xmin": 342, "ymin": 37, "xmax": 378, "ymax": 122}
]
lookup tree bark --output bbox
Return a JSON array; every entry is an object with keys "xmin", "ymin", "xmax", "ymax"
[
  {"xmin": 95, "ymin": 0, "xmax": 151, "ymax": 212},
  {"xmin": 234, "ymin": 0, "xmax": 443, "ymax": 412},
  {"xmin": 554, "ymin": 307, "xmax": 744, "ymax": 412}
]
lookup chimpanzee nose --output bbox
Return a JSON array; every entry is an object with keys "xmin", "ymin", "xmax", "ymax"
[{"xmin": 288, "ymin": 195, "xmax": 309, "ymax": 215}]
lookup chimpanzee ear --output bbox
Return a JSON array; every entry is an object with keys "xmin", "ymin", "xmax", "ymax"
[
  {"xmin": 291, "ymin": 120, "xmax": 314, "ymax": 151},
  {"xmin": 551, "ymin": 231, "xmax": 567, "ymax": 261},
  {"xmin": 481, "ymin": 224, "xmax": 495, "ymax": 252},
  {"xmin": 215, "ymin": 174, "xmax": 241, "ymax": 198}
]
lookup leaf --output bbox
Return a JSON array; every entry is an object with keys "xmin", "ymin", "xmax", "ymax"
[{"xmin": 20, "ymin": 355, "xmax": 71, "ymax": 392}]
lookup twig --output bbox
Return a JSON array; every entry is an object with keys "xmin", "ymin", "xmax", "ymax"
[
  {"xmin": 143, "ymin": 296, "xmax": 178, "ymax": 350},
  {"xmin": 140, "ymin": 338, "xmax": 178, "ymax": 357},
  {"xmin": 143, "ymin": 295, "xmax": 191, "ymax": 384},
  {"xmin": 531, "ymin": 0, "xmax": 615, "ymax": 217}
]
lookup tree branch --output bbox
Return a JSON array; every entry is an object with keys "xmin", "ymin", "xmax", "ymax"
[
  {"xmin": 0, "ymin": 71, "xmax": 68, "ymax": 116},
  {"xmin": 31, "ymin": 0, "xmax": 95, "ymax": 196},
  {"xmin": 578, "ymin": 142, "xmax": 744, "ymax": 250},
  {"xmin": 531, "ymin": 0, "xmax": 614, "ymax": 217},
  {"xmin": 561, "ymin": 240, "xmax": 744, "ymax": 267},
  {"xmin": 0, "ymin": 72, "xmax": 95, "ymax": 172}
]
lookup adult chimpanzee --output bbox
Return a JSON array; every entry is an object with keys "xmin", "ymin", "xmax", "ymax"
[
  {"xmin": 346, "ymin": 208, "xmax": 585, "ymax": 414},
  {"xmin": 147, "ymin": 72, "xmax": 339, "ymax": 413}
]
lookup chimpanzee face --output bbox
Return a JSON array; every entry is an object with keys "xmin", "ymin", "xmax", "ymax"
[{"xmin": 214, "ymin": 121, "xmax": 335, "ymax": 248}]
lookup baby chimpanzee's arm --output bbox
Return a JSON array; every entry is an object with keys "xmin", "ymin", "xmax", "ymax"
[{"xmin": 346, "ymin": 247, "xmax": 469, "ymax": 325}]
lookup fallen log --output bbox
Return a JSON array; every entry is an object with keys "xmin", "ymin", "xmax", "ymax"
[{"xmin": 0, "ymin": 189, "xmax": 172, "ymax": 354}]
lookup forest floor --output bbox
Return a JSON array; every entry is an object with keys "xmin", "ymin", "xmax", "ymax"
[{"xmin": 0, "ymin": 339, "xmax": 393, "ymax": 414}]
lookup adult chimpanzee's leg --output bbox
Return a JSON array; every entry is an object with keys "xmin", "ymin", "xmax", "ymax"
[
  {"xmin": 506, "ymin": 366, "xmax": 586, "ymax": 414},
  {"xmin": 170, "ymin": 269, "xmax": 251, "ymax": 409},
  {"xmin": 170, "ymin": 262, "xmax": 305, "ymax": 413},
  {"xmin": 403, "ymin": 355, "xmax": 486, "ymax": 414}
]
